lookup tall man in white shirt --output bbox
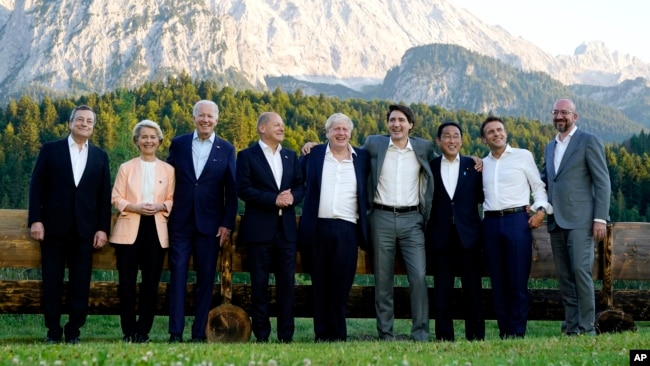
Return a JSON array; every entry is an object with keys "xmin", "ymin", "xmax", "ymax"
[
  {"xmin": 28, "ymin": 105, "xmax": 112, "ymax": 344},
  {"xmin": 363, "ymin": 104, "xmax": 435, "ymax": 342},
  {"xmin": 237, "ymin": 112, "xmax": 304, "ymax": 343},
  {"xmin": 541, "ymin": 99, "xmax": 610, "ymax": 336},
  {"xmin": 480, "ymin": 116, "xmax": 549, "ymax": 339},
  {"xmin": 298, "ymin": 113, "xmax": 369, "ymax": 342}
]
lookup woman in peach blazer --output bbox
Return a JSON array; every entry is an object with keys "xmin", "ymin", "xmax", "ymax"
[{"xmin": 109, "ymin": 120, "xmax": 175, "ymax": 343}]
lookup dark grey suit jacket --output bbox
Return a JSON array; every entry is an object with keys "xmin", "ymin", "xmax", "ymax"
[{"xmin": 541, "ymin": 128, "xmax": 611, "ymax": 231}]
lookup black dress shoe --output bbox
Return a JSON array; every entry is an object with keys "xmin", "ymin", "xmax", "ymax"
[
  {"xmin": 256, "ymin": 337, "xmax": 269, "ymax": 343},
  {"xmin": 65, "ymin": 336, "xmax": 81, "ymax": 345},
  {"xmin": 123, "ymin": 334, "xmax": 135, "ymax": 343},
  {"xmin": 168, "ymin": 334, "xmax": 182, "ymax": 343},
  {"xmin": 44, "ymin": 337, "xmax": 62, "ymax": 345},
  {"xmin": 189, "ymin": 337, "xmax": 207, "ymax": 343},
  {"xmin": 134, "ymin": 334, "xmax": 150, "ymax": 343}
]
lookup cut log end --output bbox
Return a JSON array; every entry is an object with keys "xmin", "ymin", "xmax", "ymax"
[{"xmin": 206, "ymin": 304, "xmax": 252, "ymax": 343}]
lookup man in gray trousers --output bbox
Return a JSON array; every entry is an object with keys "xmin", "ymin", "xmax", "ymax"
[
  {"xmin": 541, "ymin": 98, "xmax": 611, "ymax": 336},
  {"xmin": 362, "ymin": 104, "xmax": 435, "ymax": 341}
]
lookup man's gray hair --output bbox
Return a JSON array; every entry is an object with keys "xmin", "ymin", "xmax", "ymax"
[
  {"xmin": 325, "ymin": 113, "xmax": 354, "ymax": 132},
  {"xmin": 193, "ymin": 100, "xmax": 219, "ymax": 118}
]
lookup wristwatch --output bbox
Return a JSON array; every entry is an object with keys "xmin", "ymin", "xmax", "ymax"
[{"xmin": 536, "ymin": 206, "xmax": 547, "ymax": 214}]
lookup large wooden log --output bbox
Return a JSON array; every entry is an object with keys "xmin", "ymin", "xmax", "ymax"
[
  {"xmin": 6, "ymin": 209, "xmax": 650, "ymax": 320},
  {"xmin": 0, "ymin": 209, "xmax": 606, "ymax": 278},
  {"xmin": 2, "ymin": 281, "xmax": 647, "ymax": 320}
]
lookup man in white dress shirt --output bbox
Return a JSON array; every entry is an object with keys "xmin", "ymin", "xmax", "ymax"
[{"xmin": 480, "ymin": 116, "xmax": 550, "ymax": 339}]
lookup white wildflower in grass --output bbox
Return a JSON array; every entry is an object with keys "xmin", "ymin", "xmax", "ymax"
[
  {"xmin": 303, "ymin": 358, "xmax": 312, "ymax": 366},
  {"xmin": 12, "ymin": 357, "xmax": 19, "ymax": 364},
  {"xmin": 401, "ymin": 356, "xmax": 409, "ymax": 366},
  {"xmin": 54, "ymin": 360, "xmax": 63, "ymax": 365},
  {"xmin": 267, "ymin": 360, "xmax": 278, "ymax": 366},
  {"xmin": 248, "ymin": 361, "xmax": 256, "ymax": 366}
]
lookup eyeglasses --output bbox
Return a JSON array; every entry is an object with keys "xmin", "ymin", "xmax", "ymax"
[{"xmin": 552, "ymin": 110, "xmax": 574, "ymax": 117}]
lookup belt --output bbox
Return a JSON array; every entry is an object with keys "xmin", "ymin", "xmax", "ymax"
[
  {"xmin": 373, "ymin": 203, "xmax": 418, "ymax": 214},
  {"xmin": 484, "ymin": 206, "xmax": 527, "ymax": 217}
]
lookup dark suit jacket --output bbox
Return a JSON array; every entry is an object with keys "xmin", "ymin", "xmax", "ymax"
[
  {"xmin": 236, "ymin": 143, "xmax": 304, "ymax": 243},
  {"xmin": 298, "ymin": 144, "xmax": 370, "ymax": 250},
  {"xmin": 426, "ymin": 155, "xmax": 483, "ymax": 251},
  {"xmin": 28, "ymin": 138, "xmax": 112, "ymax": 239},
  {"xmin": 541, "ymin": 128, "xmax": 611, "ymax": 231},
  {"xmin": 167, "ymin": 133, "xmax": 238, "ymax": 235}
]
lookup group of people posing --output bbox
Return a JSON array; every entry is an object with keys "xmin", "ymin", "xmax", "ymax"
[{"xmin": 27, "ymin": 97, "xmax": 610, "ymax": 344}]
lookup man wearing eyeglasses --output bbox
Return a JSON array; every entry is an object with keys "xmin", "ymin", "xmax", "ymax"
[{"xmin": 541, "ymin": 99, "xmax": 611, "ymax": 336}]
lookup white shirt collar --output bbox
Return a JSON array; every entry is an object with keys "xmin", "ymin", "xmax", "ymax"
[
  {"xmin": 325, "ymin": 143, "xmax": 357, "ymax": 157},
  {"xmin": 388, "ymin": 138, "xmax": 413, "ymax": 150},
  {"xmin": 67, "ymin": 134, "xmax": 88, "ymax": 148},
  {"xmin": 555, "ymin": 125, "xmax": 578, "ymax": 143},
  {"xmin": 258, "ymin": 139, "xmax": 282, "ymax": 153},
  {"xmin": 442, "ymin": 153, "xmax": 460, "ymax": 163},
  {"xmin": 192, "ymin": 130, "xmax": 215, "ymax": 143}
]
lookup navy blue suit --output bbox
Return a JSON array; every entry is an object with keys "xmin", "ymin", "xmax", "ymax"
[
  {"xmin": 236, "ymin": 143, "xmax": 304, "ymax": 342},
  {"xmin": 426, "ymin": 155, "xmax": 484, "ymax": 341},
  {"xmin": 166, "ymin": 133, "xmax": 237, "ymax": 340},
  {"xmin": 28, "ymin": 138, "xmax": 112, "ymax": 341},
  {"xmin": 298, "ymin": 144, "xmax": 369, "ymax": 341}
]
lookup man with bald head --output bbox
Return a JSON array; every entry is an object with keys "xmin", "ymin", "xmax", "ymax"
[
  {"xmin": 237, "ymin": 112, "xmax": 304, "ymax": 343},
  {"xmin": 541, "ymin": 98, "xmax": 611, "ymax": 336}
]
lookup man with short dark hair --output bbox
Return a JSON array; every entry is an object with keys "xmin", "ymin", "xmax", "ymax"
[
  {"xmin": 480, "ymin": 116, "xmax": 549, "ymax": 339},
  {"xmin": 364, "ymin": 104, "xmax": 434, "ymax": 341},
  {"xmin": 29, "ymin": 105, "xmax": 112, "ymax": 344},
  {"xmin": 426, "ymin": 121, "xmax": 484, "ymax": 341}
]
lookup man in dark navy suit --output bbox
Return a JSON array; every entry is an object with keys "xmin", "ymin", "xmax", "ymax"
[
  {"xmin": 236, "ymin": 112, "xmax": 304, "ymax": 343},
  {"xmin": 425, "ymin": 121, "xmax": 485, "ymax": 341},
  {"xmin": 166, "ymin": 100, "xmax": 238, "ymax": 343},
  {"xmin": 298, "ymin": 113, "xmax": 369, "ymax": 342},
  {"xmin": 28, "ymin": 105, "xmax": 112, "ymax": 344}
]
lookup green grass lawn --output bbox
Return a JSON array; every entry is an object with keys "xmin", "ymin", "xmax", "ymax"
[{"xmin": 0, "ymin": 314, "xmax": 646, "ymax": 365}]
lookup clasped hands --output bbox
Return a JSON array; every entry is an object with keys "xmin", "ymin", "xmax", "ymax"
[
  {"xmin": 276, "ymin": 189, "xmax": 294, "ymax": 208},
  {"xmin": 130, "ymin": 202, "xmax": 165, "ymax": 216}
]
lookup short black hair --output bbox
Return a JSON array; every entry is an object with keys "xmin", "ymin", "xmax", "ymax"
[
  {"xmin": 437, "ymin": 121, "xmax": 463, "ymax": 138},
  {"xmin": 480, "ymin": 116, "xmax": 504, "ymax": 137},
  {"xmin": 386, "ymin": 104, "xmax": 415, "ymax": 125}
]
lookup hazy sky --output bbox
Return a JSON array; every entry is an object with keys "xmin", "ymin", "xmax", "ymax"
[{"xmin": 452, "ymin": 0, "xmax": 649, "ymax": 63}]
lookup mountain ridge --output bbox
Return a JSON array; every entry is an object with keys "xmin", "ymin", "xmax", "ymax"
[{"xmin": 1, "ymin": 0, "xmax": 649, "ymax": 101}]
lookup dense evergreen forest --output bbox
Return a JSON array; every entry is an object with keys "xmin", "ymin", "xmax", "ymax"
[{"xmin": 1, "ymin": 75, "xmax": 649, "ymax": 222}]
